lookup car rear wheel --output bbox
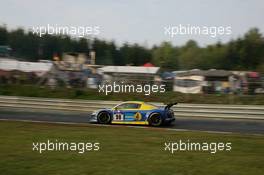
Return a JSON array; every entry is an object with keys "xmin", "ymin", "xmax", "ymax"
[
  {"xmin": 148, "ymin": 113, "xmax": 163, "ymax": 127},
  {"xmin": 97, "ymin": 111, "xmax": 111, "ymax": 124}
]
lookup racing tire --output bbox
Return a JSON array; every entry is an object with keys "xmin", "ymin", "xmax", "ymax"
[
  {"xmin": 148, "ymin": 113, "xmax": 163, "ymax": 127},
  {"xmin": 97, "ymin": 111, "xmax": 112, "ymax": 124}
]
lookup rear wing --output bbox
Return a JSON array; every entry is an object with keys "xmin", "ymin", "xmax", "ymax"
[{"xmin": 164, "ymin": 102, "xmax": 178, "ymax": 110}]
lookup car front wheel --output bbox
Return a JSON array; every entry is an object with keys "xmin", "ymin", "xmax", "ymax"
[{"xmin": 97, "ymin": 111, "xmax": 112, "ymax": 124}]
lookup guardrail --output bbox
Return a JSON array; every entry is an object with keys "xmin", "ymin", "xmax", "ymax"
[{"xmin": 0, "ymin": 95, "xmax": 264, "ymax": 120}]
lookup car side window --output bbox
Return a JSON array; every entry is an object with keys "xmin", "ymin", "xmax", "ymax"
[
  {"xmin": 126, "ymin": 103, "xmax": 141, "ymax": 109},
  {"xmin": 116, "ymin": 103, "xmax": 141, "ymax": 110},
  {"xmin": 115, "ymin": 103, "xmax": 127, "ymax": 109}
]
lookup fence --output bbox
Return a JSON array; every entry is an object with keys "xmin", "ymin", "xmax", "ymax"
[{"xmin": 0, "ymin": 95, "xmax": 264, "ymax": 120}]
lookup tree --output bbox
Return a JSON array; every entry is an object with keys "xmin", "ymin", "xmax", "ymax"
[
  {"xmin": 178, "ymin": 40, "xmax": 202, "ymax": 69},
  {"xmin": 201, "ymin": 42, "xmax": 227, "ymax": 69},
  {"xmin": 92, "ymin": 39, "xmax": 113, "ymax": 65},
  {"xmin": 240, "ymin": 28, "xmax": 264, "ymax": 69},
  {"xmin": 152, "ymin": 42, "xmax": 179, "ymax": 70},
  {"xmin": 0, "ymin": 25, "xmax": 8, "ymax": 45}
]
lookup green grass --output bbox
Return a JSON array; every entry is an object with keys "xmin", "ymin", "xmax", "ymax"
[
  {"xmin": 0, "ymin": 121, "xmax": 263, "ymax": 175},
  {"xmin": 1, "ymin": 84, "xmax": 264, "ymax": 104}
]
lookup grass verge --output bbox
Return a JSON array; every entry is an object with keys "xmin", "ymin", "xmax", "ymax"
[
  {"xmin": 1, "ymin": 84, "xmax": 264, "ymax": 104},
  {"xmin": 0, "ymin": 121, "xmax": 263, "ymax": 175}
]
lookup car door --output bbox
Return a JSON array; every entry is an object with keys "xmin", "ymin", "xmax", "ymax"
[{"xmin": 113, "ymin": 103, "xmax": 142, "ymax": 122}]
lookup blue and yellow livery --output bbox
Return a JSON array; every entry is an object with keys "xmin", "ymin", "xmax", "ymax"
[{"xmin": 90, "ymin": 101, "xmax": 176, "ymax": 126}]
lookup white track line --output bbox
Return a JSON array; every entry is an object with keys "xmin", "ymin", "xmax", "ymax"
[{"xmin": 0, "ymin": 118, "xmax": 263, "ymax": 136}]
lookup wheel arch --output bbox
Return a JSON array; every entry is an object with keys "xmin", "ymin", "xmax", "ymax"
[
  {"xmin": 97, "ymin": 110, "xmax": 112, "ymax": 117},
  {"xmin": 147, "ymin": 109, "xmax": 165, "ymax": 120},
  {"xmin": 96, "ymin": 110, "xmax": 113, "ymax": 124},
  {"xmin": 147, "ymin": 112, "xmax": 164, "ymax": 126}
]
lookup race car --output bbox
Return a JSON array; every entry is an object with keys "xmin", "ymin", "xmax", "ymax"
[{"xmin": 90, "ymin": 101, "xmax": 177, "ymax": 126}]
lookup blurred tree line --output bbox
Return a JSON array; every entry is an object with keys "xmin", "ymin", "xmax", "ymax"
[{"xmin": 0, "ymin": 25, "xmax": 264, "ymax": 71}]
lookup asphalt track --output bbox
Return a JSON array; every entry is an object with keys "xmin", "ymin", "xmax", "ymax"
[{"xmin": 0, "ymin": 110, "xmax": 264, "ymax": 135}]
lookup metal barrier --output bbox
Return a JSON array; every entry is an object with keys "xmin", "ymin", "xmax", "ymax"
[{"xmin": 0, "ymin": 95, "xmax": 264, "ymax": 120}]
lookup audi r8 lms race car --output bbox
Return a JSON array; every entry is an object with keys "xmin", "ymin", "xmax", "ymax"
[{"xmin": 90, "ymin": 101, "xmax": 177, "ymax": 126}]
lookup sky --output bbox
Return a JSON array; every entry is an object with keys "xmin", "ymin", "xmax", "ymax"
[{"xmin": 0, "ymin": 0, "xmax": 264, "ymax": 47}]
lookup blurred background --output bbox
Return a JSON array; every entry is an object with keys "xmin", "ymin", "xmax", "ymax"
[{"xmin": 0, "ymin": 0, "xmax": 264, "ymax": 104}]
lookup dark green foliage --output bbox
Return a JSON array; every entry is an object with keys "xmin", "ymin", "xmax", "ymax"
[{"xmin": 0, "ymin": 25, "xmax": 264, "ymax": 71}]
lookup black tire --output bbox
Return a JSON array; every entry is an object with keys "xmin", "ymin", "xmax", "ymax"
[
  {"xmin": 148, "ymin": 113, "xmax": 163, "ymax": 127},
  {"xmin": 97, "ymin": 111, "xmax": 112, "ymax": 124}
]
